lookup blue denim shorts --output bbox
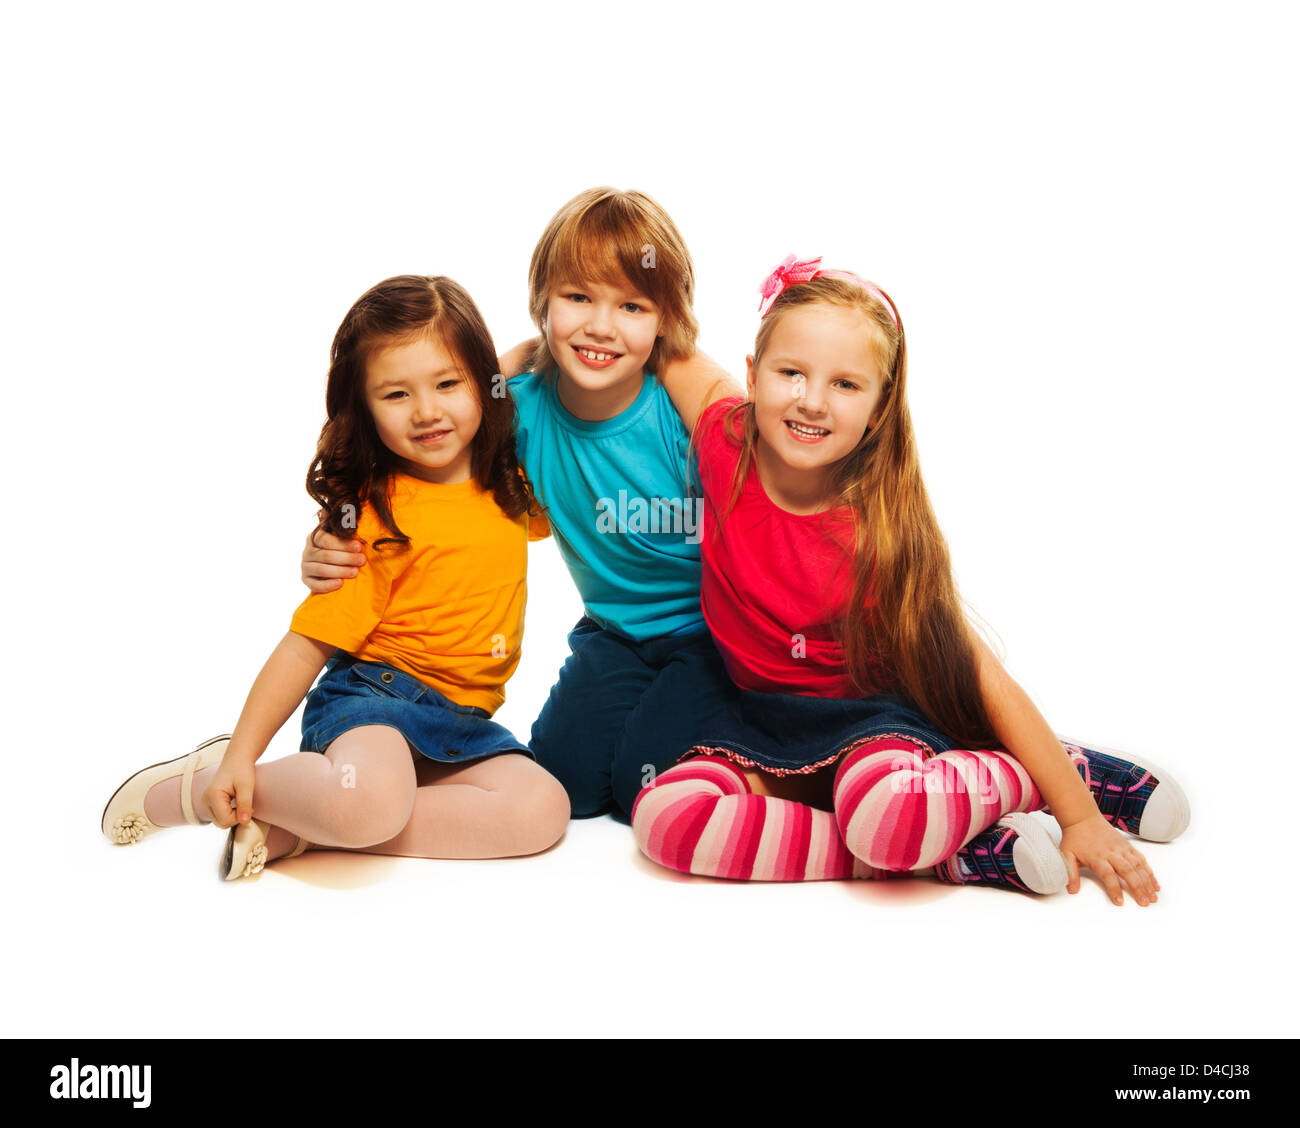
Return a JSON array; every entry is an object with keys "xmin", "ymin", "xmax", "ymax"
[
  {"xmin": 300, "ymin": 652, "xmax": 533, "ymax": 765},
  {"xmin": 687, "ymin": 690, "xmax": 955, "ymax": 777}
]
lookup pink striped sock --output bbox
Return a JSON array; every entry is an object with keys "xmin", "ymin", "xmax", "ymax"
[
  {"xmin": 631, "ymin": 757, "xmax": 891, "ymax": 882},
  {"xmin": 833, "ymin": 737, "xmax": 1046, "ymax": 871}
]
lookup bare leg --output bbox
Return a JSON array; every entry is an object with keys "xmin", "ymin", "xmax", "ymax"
[
  {"xmin": 143, "ymin": 727, "xmax": 416, "ymax": 847},
  {"xmin": 227, "ymin": 726, "xmax": 418, "ymax": 848}
]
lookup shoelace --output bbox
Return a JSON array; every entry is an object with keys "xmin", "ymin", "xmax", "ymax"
[
  {"xmin": 936, "ymin": 825, "xmax": 1030, "ymax": 892},
  {"xmin": 1070, "ymin": 747, "xmax": 1157, "ymax": 834}
]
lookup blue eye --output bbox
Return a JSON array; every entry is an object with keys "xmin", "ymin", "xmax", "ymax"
[
  {"xmin": 623, "ymin": 302, "xmax": 644, "ymax": 313},
  {"xmin": 566, "ymin": 293, "xmax": 590, "ymax": 303}
]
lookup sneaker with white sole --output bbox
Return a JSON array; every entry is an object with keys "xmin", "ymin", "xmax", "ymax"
[
  {"xmin": 934, "ymin": 813, "xmax": 1068, "ymax": 895},
  {"xmin": 1058, "ymin": 739, "xmax": 1190, "ymax": 843}
]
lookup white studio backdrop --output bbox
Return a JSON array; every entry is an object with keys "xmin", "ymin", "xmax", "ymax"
[{"xmin": 2, "ymin": 0, "xmax": 1297, "ymax": 1037}]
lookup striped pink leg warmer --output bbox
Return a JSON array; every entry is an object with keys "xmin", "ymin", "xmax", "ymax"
[
  {"xmin": 631, "ymin": 757, "xmax": 892, "ymax": 882},
  {"xmin": 833, "ymin": 736, "xmax": 1047, "ymax": 871}
]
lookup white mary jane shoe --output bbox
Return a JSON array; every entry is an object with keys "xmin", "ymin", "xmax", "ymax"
[
  {"xmin": 220, "ymin": 818, "xmax": 309, "ymax": 881},
  {"xmin": 101, "ymin": 735, "xmax": 231, "ymax": 845}
]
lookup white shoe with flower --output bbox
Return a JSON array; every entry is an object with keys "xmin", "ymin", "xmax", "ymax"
[
  {"xmin": 101, "ymin": 735, "xmax": 231, "ymax": 845},
  {"xmin": 220, "ymin": 818, "xmax": 308, "ymax": 881}
]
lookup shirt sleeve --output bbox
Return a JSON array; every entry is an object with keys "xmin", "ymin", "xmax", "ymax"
[
  {"xmin": 516, "ymin": 463, "xmax": 551, "ymax": 541},
  {"xmin": 527, "ymin": 502, "xmax": 551, "ymax": 541},
  {"xmin": 694, "ymin": 395, "xmax": 744, "ymax": 501},
  {"xmin": 289, "ymin": 509, "xmax": 397, "ymax": 652}
]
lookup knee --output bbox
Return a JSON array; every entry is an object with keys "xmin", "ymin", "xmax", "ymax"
[
  {"xmin": 631, "ymin": 759, "xmax": 744, "ymax": 870},
  {"xmin": 322, "ymin": 761, "xmax": 417, "ymax": 848},
  {"xmin": 836, "ymin": 756, "xmax": 950, "ymax": 871},
  {"xmin": 504, "ymin": 773, "xmax": 571, "ymax": 856}
]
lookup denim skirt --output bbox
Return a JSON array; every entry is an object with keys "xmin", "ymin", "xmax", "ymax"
[
  {"xmin": 300, "ymin": 652, "xmax": 532, "ymax": 765},
  {"xmin": 685, "ymin": 689, "xmax": 955, "ymax": 777}
]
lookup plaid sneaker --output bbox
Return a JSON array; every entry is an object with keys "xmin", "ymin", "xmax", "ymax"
[
  {"xmin": 1059, "ymin": 739, "xmax": 1190, "ymax": 843},
  {"xmin": 934, "ymin": 813, "xmax": 1067, "ymax": 895}
]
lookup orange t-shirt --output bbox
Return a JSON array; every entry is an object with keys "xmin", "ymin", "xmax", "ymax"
[{"xmin": 290, "ymin": 472, "xmax": 550, "ymax": 714}]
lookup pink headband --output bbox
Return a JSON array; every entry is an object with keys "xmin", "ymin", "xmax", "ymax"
[{"xmin": 757, "ymin": 254, "xmax": 898, "ymax": 326}]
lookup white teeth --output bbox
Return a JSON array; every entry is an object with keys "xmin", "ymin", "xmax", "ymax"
[
  {"xmin": 579, "ymin": 348, "xmax": 616, "ymax": 361},
  {"xmin": 786, "ymin": 421, "xmax": 829, "ymax": 437}
]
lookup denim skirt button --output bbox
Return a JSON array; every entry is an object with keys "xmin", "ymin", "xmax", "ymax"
[{"xmin": 380, "ymin": 672, "xmax": 395, "ymax": 683}]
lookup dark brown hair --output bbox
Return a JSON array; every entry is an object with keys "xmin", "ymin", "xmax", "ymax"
[
  {"xmin": 715, "ymin": 276, "xmax": 997, "ymax": 748},
  {"xmin": 526, "ymin": 187, "xmax": 699, "ymax": 377},
  {"xmin": 307, "ymin": 275, "xmax": 537, "ymax": 548}
]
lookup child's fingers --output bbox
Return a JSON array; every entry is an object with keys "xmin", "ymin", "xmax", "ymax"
[
  {"xmin": 304, "ymin": 577, "xmax": 344, "ymax": 594},
  {"xmin": 311, "ymin": 550, "xmax": 366, "ymax": 570},
  {"xmin": 1091, "ymin": 858, "xmax": 1125, "ymax": 906},
  {"xmin": 233, "ymin": 771, "xmax": 255, "ymax": 826},
  {"xmin": 1111, "ymin": 853, "xmax": 1155, "ymax": 906},
  {"xmin": 1130, "ymin": 845, "xmax": 1160, "ymax": 894},
  {"xmin": 1117, "ymin": 843, "xmax": 1158, "ymax": 904},
  {"xmin": 1133, "ymin": 851, "xmax": 1159, "ymax": 904},
  {"xmin": 307, "ymin": 560, "xmax": 362, "ymax": 579},
  {"xmin": 306, "ymin": 531, "xmax": 364, "ymax": 558},
  {"xmin": 208, "ymin": 788, "xmax": 235, "ymax": 829},
  {"xmin": 1063, "ymin": 849, "xmax": 1081, "ymax": 894}
]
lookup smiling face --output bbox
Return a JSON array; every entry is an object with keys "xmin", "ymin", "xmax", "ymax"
[
  {"xmin": 364, "ymin": 332, "xmax": 482, "ymax": 484},
  {"xmin": 746, "ymin": 303, "xmax": 886, "ymax": 511},
  {"xmin": 544, "ymin": 273, "xmax": 665, "ymax": 420}
]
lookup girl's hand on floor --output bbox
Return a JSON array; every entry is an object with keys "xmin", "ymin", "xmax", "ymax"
[
  {"xmin": 203, "ymin": 755, "xmax": 256, "ymax": 830},
  {"xmin": 301, "ymin": 531, "xmax": 366, "ymax": 593},
  {"xmin": 1060, "ymin": 813, "xmax": 1160, "ymax": 907}
]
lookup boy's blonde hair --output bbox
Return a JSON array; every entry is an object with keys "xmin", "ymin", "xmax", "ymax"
[{"xmin": 526, "ymin": 187, "xmax": 699, "ymax": 377}]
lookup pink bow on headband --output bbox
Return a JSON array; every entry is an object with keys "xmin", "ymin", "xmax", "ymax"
[
  {"xmin": 757, "ymin": 254, "xmax": 824, "ymax": 318},
  {"xmin": 757, "ymin": 254, "xmax": 899, "ymax": 327}
]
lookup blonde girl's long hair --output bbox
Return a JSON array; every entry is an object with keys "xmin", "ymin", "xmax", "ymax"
[{"xmin": 726, "ymin": 276, "xmax": 997, "ymax": 748}]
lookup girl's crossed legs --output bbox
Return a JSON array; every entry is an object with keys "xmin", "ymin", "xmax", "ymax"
[
  {"xmin": 145, "ymin": 725, "xmax": 569, "ymax": 864},
  {"xmin": 632, "ymin": 736, "xmax": 1046, "ymax": 882}
]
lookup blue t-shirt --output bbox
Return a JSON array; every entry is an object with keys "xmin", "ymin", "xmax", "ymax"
[{"xmin": 510, "ymin": 369, "xmax": 706, "ymax": 641}]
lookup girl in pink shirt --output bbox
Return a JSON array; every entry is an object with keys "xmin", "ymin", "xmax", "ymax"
[{"xmin": 634, "ymin": 258, "xmax": 1189, "ymax": 902}]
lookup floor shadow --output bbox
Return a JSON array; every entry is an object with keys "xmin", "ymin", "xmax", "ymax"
[
  {"xmin": 244, "ymin": 826, "xmax": 576, "ymax": 889},
  {"xmin": 246, "ymin": 850, "xmax": 403, "ymax": 890}
]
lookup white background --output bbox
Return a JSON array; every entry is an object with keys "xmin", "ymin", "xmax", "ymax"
[{"xmin": 2, "ymin": 0, "xmax": 1296, "ymax": 1039}]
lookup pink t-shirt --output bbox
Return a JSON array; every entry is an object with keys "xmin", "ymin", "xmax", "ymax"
[{"xmin": 696, "ymin": 397, "xmax": 874, "ymax": 698}]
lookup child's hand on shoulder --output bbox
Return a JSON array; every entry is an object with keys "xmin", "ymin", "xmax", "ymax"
[
  {"xmin": 302, "ymin": 530, "xmax": 366, "ymax": 593},
  {"xmin": 203, "ymin": 753, "xmax": 256, "ymax": 830},
  {"xmin": 1059, "ymin": 813, "xmax": 1160, "ymax": 907}
]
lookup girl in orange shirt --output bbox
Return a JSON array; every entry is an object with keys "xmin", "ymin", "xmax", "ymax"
[{"xmin": 101, "ymin": 275, "xmax": 568, "ymax": 878}]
